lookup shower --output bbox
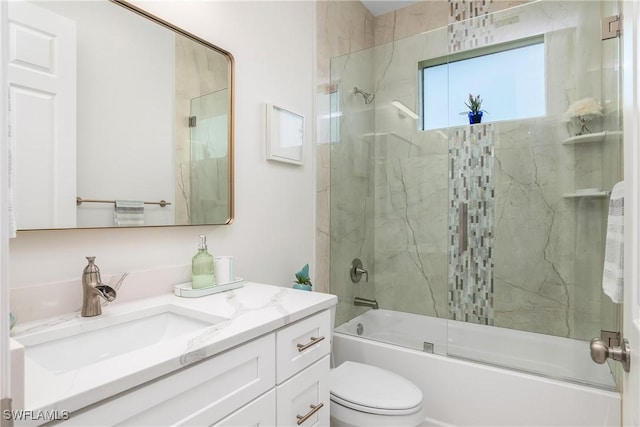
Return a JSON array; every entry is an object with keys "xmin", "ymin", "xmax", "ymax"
[
  {"xmin": 353, "ymin": 86, "xmax": 375, "ymax": 104},
  {"xmin": 330, "ymin": 0, "xmax": 623, "ymax": 392}
]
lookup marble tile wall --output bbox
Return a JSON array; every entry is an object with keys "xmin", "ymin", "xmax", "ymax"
[
  {"xmin": 372, "ymin": 129, "xmax": 450, "ymax": 318},
  {"xmin": 318, "ymin": 0, "xmax": 620, "ymax": 339},
  {"xmin": 373, "ymin": 1, "xmax": 448, "ymax": 45},
  {"xmin": 492, "ymin": 117, "xmax": 598, "ymax": 339},
  {"xmin": 370, "ymin": 26, "xmax": 449, "ymax": 319}
]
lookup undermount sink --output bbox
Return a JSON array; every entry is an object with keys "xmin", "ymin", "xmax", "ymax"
[{"xmin": 13, "ymin": 304, "xmax": 228, "ymax": 375}]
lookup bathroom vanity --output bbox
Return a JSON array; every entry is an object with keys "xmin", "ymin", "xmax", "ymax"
[{"xmin": 9, "ymin": 283, "xmax": 336, "ymax": 426}]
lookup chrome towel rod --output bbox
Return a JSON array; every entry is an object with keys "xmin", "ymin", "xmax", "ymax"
[{"xmin": 76, "ymin": 197, "xmax": 171, "ymax": 207}]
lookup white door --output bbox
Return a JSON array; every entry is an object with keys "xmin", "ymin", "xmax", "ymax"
[
  {"xmin": 8, "ymin": 1, "xmax": 76, "ymax": 229},
  {"xmin": 623, "ymin": 0, "xmax": 640, "ymax": 425}
]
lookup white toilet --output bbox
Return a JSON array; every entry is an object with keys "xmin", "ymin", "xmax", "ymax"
[{"xmin": 329, "ymin": 361, "xmax": 424, "ymax": 427}]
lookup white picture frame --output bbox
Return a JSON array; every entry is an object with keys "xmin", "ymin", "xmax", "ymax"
[{"xmin": 266, "ymin": 104, "xmax": 304, "ymax": 165}]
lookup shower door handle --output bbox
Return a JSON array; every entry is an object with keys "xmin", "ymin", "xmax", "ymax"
[
  {"xmin": 590, "ymin": 337, "xmax": 630, "ymax": 372},
  {"xmin": 458, "ymin": 202, "xmax": 468, "ymax": 255}
]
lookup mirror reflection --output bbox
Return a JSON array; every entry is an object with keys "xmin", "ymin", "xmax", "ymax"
[{"xmin": 8, "ymin": 0, "xmax": 234, "ymax": 230}]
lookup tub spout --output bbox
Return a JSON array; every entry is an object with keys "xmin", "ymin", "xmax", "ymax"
[{"xmin": 354, "ymin": 297, "xmax": 378, "ymax": 309}]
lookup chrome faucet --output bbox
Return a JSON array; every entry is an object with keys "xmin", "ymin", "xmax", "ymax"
[
  {"xmin": 354, "ymin": 297, "xmax": 378, "ymax": 309},
  {"xmin": 81, "ymin": 256, "xmax": 116, "ymax": 317}
]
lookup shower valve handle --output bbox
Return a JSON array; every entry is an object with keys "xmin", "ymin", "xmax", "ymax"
[
  {"xmin": 350, "ymin": 258, "xmax": 368, "ymax": 283},
  {"xmin": 589, "ymin": 337, "xmax": 630, "ymax": 372}
]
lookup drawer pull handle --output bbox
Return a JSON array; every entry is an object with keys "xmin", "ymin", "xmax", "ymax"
[
  {"xmin": 296, "ymin": 402, "xmax": 324, "ymax": 425},
  {"xmin": 297, "ymin": 336, "xmax": 325, "ymax": 352}
]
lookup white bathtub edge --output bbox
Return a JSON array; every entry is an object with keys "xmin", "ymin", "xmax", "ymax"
[{"xmin": 333, "ymin": 331, "xmax": 621, "ymax": 427}]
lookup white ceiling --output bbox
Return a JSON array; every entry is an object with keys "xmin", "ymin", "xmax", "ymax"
[{"xmin": 360, "ymin": 0, "xmax": 421, "ymax": 16}]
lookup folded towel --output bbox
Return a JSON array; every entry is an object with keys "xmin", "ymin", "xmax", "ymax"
[
  {"xmin": 114, "ymin": 200, "xmax": 144, "ymax": 226},
  {"xmin": 602, "ymin": 181, "xmax": 624, "ymax": 303}
]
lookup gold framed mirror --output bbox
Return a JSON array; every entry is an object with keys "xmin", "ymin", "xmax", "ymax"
[{"xmin": 7, "ymin": 0, "xmax": 234, "ymax": 230}]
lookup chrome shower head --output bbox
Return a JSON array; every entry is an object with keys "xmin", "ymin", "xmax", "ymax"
[{"xmin": 354, "ymin": 87, "xmax": 375, "ymax": 104}]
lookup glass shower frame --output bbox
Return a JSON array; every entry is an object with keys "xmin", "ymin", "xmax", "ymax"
[
  {"xmin": 188, "ymin": 89, "xmax": 230, "ymax": 225},
  {"xmin": 329, "ymin": 0, "xmax": 622, "ymax": 390}
]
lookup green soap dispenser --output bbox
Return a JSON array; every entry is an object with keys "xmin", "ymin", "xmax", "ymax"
[{"xmin": 192, "ymin": 234, "xmax": 215, "ymax": 289}]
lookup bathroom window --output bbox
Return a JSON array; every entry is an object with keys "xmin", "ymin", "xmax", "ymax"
[{"xmin": 420, "ymin": 36, "xmax": 546, "ymax": 130}]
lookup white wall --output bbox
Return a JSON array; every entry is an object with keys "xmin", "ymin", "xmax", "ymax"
[
  {"xmin": 71, "ymin": 1, "xmax": 175, "ymax": 227},
  {"xmin": 8, "ymin": 1, "xmax": 316, "ymax": 294},
  {"xmin": 39, "ymin": 1, "xmax": 176, "ymax": 227}
]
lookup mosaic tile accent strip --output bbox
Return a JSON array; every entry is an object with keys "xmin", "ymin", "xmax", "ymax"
[
  {"xmin": 449, "ymin": 0, "xmax": 493, "ymax": 22},
  {"xmin": 448, "ymin": 0, "xmax": 495, "ymax": 52},
  {"xmin": 448, "ymin": 124, "xmax": 495, "ymax": 325}
]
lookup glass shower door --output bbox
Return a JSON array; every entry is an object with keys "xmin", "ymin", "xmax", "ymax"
[
  {"xmin": 329, "ymin": 46, "xmax": 377, "ymax": 328},
  {"xmin": 189, "ymin": 89, "xmax": 229, "ymax": 224},
  {"xmin": 593, "ymin": 0, "xmax": 623, "ymax": 390},
  {"xmin": 446, "ymin": 0, "xmax": 622, "ymax": 390}
]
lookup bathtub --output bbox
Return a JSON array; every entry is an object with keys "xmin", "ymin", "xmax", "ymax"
[{"xmin": 332, "ymin": 309, "xmax": 621, "ymax": 427}]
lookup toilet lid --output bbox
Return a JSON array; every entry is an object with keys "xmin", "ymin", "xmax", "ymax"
[{"xmin": 330, "ymin": 361, "xmax": 423, "ymax": 415}]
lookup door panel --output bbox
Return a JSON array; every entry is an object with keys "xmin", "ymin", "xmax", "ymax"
[{"xmin": 8, "ymin": 1, "xmax": 76, "ymax": 229}]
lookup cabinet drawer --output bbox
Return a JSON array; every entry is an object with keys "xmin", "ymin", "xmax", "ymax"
[
  {"xmin": 61, "ymin": 334, "xmax": 275, "ymax": 426},
  {"xmin": 276, "ymin": 355, "xmax": 330, "ymax": 427},
  {"xmin": 276, "ymin": 310, "xmax": 330, "ymax": 383},
  {"xmin": 213, "ymin": 389, "xmax": 276, "ymax": 427}
]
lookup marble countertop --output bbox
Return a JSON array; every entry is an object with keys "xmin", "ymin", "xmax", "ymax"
[{"xmin": 10, "ymin": 282, "xmax": 337, "ymax": 417}]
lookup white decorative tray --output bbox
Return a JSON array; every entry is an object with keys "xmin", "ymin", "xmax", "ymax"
[{"xmin": 173, "ymin": 277, "xmax": 244, "ymax": 298}]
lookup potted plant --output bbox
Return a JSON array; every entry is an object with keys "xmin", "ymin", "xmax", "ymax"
[
  {"xmin": 293, "ymin": 264, "xmax": 312, "ymax": 291},
  {"xmin": 464, "ymin": 93, "xmax": 486, "ymax": 124}
]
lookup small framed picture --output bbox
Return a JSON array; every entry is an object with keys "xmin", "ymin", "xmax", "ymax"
[{"xmin": 266, "ymin": 104, "xmax": 304, "ymax": 165}]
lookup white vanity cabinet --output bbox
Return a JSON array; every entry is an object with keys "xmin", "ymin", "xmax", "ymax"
[
  {"xmin": 275, "ymin": 310, "xmax": 331, "ymax": 426},
  {"xmin": 53, "ymin": 308, "xmax": 331, "ymax": 427},
  {"xmin": 213, "ymin": 309, "xmax": 331, "ymax": 427},
  {"xmin": 276, "ymin": 356, "xmax": 330, "ymax": 427},
  {"xmin": 59, "ymin": 334, "xmax": 276, "ymax": 426},
  {"xmin": 214, "ymin": 389, "xmax": 276, "ymax": 426}
]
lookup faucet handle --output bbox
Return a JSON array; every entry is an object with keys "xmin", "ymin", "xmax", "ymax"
[
  {"xmin": 83, "ymin": 256, "xmax": 102, "ymax": 286},
  {"xmin": 350, "ymin": 258, "xmax": 369, "ymax": 283}
]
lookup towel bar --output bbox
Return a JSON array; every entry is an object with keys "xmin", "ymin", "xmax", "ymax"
[{"xmin": 76, "ymin": 197, "xmax": 171, "ymax": 207}]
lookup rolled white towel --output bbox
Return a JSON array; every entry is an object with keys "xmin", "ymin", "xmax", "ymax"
[{"xmin": 602, "ymin": 181, "xmax": 624, "ymax": 303}]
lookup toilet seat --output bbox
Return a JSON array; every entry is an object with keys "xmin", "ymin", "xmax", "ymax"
[{"xmin": 330, "ymin": 361, "xmax": 423, "ymax": 416}]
